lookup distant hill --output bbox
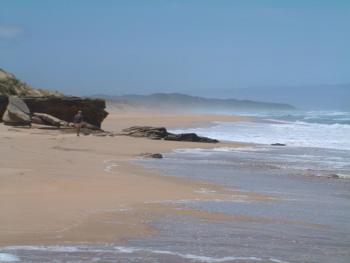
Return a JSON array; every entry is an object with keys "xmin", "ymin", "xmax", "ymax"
[
  {"xmin": 0, "ymin": 68, "xmax": 63, "ymax": 97},
  {"xmin": 102, "ymin": 93, "xmax": 295, "ymax": 111}
]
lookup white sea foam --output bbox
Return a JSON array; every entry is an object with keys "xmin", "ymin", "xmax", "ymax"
[
  {"xmin": 170, "ymin": 120, "xmax": 350, "ymax": 150},
  {"xmin": 269, "ymin": 258, "xmax": 290, "ymax": 263},
  {"xmin": 104, "ymin": 164, "xmax": 119, "ymax": 172},
  {"xmin": 2, "ymin": 245, "xmax": 289, "ymax": 263},
  {"xmin": 173, "ymin": 148, "xmax": 215, "ymax": 156},
  {"xmin": 113, "ymin": 246, "xmax": 283, "ymax": 262},
  {"xmin": 4, "ymin": 246, "xmax": 82, "ymax": 253},
  {"xmin": 0, "ymin": 253, "xmax": 19, "ymax": 262},
  {"xmin": 337, "ymin": 173, "xmax": 350, "ymax": 179},
  {"xmin": 103, "ymin": 160, "xmax": 120, "ymax": 172},
  {"xmin": 194, "ymin": 188, "xmax": 217, "ymax": 194}
]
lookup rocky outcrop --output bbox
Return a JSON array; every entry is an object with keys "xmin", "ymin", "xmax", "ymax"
[
  {"xmin": 164, "ymin": 133, "xmax": 219, "ymax": 143},
  {"xmin": 271, "ymin": 143, "xmax": 286, "ymax": 146},
  {"xmin": 121, "ymin": 126, "xmax": 168, "ymax": 140},
  {"xmin": 121, "ymin": 126, "xmax": 219, "ymax": 143},
  {"xmin": 1, "ymin": 96, "xmax": 108, "ymax": 127},
  {"xmin": 0, "ymin": 69, "xmax": 108, "ymax": 127},
  {"xmin": 2, "ymin": 96, "xmax": 31, "ymax": 126},
  {"xmin": 22, "ymin": 97, "xmax": 108, "ymax": 128}
]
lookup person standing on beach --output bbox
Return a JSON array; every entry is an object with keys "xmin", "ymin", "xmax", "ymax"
[{"xmin": 73, "ymin": 110, "xmax": 84, "ymax": 136}]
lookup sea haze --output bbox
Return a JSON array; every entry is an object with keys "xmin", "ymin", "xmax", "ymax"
[{"xmin": 100, "ymin": 93, "xmax": 295, "ymax": 112}]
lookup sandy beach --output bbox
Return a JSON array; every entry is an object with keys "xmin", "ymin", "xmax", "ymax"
[{"xmin": 0, "ymin": 111, "xmax": 266, "ymax": 246}]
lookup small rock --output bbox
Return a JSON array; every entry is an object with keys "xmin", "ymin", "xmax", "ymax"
[
  {"xmin": 271, "ymin": 143, "xmax": 286, "ymax": 146},
  {"xmin": 140, "ymin": 153, "xmax": 163, "ymax": 159},
  {"xmin": 327, "ymin": 174, "xmax": 340, "ymax": 179}
]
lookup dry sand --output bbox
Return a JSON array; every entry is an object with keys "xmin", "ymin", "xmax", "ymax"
[{"xmin": 0, "ymin": 111, "xmax": 268, "ymax": 246}]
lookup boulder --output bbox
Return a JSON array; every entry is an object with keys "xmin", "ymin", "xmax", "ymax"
[
  {"xmin": 2, "ymin": 96, "xmax": 31, "ymax": 126},
  {"xmin": 121, "ymin": 126, "xmax": 219, "ymax": 143},
  {"xmin": 22, "ymin": 96, "xmax": 108, "ymax": 128}
]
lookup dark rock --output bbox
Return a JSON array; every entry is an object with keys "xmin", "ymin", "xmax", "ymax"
[
  {"xmin": 2, "ymin": 96, "xmax": 31, "ymax": 126},
  {"xmin": 271, "ymin": 143, "xmax": 286, "ymax": 146},
  {"xmin": 22, "ymin": 96, "xmax": 108, "ymax": 128},
  {"xmin": 327, "ymin": 174, "xmax": 340, "ymax": 179},
  {"xmin": 0, "ymin": 95, "xmax": 8, "ymax": 122},
  {"xmin": 165, "ymin": 133, "xmax": 219, "ymax": 143},
  {"xmin": 121, "ymin": 126, "xmax": 219, "ymax": 143},
  {"xmin": 122, "ymin": 126, "xmax": 168, "ymax": 139},
  {"xmin": 140, "ymin": 153, "xmax": 163, "ymax": 159}
]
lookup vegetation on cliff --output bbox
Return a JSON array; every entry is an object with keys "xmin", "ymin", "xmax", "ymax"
[{"xmin": 0, "ymin": 68, "xmax": 62, "ymax": 97}]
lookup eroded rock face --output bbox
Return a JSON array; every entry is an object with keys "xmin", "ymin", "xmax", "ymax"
[
  {"xmin": 1, "ymin": 96, "xmax": 109, "ymax": 127},
  {"xmin": 22, "ymin": 97, "xmax": 108, "ymax": 128},
  {"xmin": 121, "ymin": 126, "xmax": 219, "ymax": 143},
  {"xmin": 2, "ymin": 96, "xmax": 31, "ymax": 126}
]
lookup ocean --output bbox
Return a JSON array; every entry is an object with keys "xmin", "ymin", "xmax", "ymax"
[{"xmin": 1, "ymin": 110, "xmax": 350, "ymax": 263}]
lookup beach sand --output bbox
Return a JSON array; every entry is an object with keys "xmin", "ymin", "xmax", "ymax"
[{"xmin": 0, "ymin": 111, "xmax": 267, "ymax": 246}]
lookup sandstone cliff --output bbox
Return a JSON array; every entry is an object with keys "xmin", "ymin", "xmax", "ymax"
[{"xmin": 0, "ymin": 69, "xmax": 108, "ymax": 127}]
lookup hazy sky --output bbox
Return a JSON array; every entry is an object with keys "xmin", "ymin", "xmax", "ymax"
[{"xmin": 0, "ymin": 0, "xmax": 349, "ymax": 106}]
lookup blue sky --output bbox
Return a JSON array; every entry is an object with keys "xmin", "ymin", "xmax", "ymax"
[{"xmin": 0, "ymin": 0, "xmax": 349, "ymax": 107}]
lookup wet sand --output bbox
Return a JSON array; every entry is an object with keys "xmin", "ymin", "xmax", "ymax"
[{"xmin": 0, "ymin": 111, "xmax": 263, "ymax": 246}]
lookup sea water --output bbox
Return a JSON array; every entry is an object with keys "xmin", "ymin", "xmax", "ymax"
[
  {"xmin": 131, "ymin": 110, "xmax": 350, "ymax": 262},
  {"xmin": 1, "ymin": 110, "xmax": 350, "ymax": 262}
]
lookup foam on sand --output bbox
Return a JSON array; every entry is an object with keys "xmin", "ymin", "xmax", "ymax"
[
  {"xmin": 0, "ymin": 253, "xmax": 19, "ymax": 262},
  {"xmin": 1, "ymin": 245, "xmax": 289, "ymax": 263}
]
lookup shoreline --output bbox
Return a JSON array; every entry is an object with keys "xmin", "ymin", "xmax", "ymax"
[{"xmin": 0, "ymin": 111, "xmax": 269, "ymax": 247}]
